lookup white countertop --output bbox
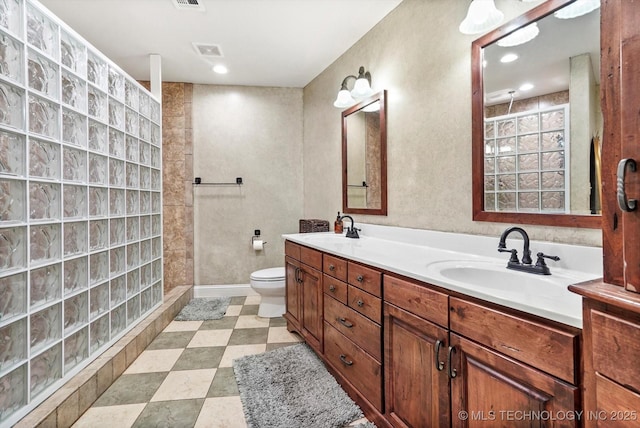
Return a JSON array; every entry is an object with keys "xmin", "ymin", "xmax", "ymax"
[{"xmin": 283, "ymin": 224, "xmax": 603, "ymax": 328}]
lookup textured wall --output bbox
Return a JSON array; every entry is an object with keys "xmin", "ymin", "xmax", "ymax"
[
  {"xmin": 302, "ymin": 0, "xmax": 602, "ymax": 246},
  {"xmin": 192, "ymin": 85, "xmax": 304, "ymax": 285}
]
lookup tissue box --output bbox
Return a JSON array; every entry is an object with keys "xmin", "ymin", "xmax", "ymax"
[{"xmin": 299, "ymin": 219, "xmax": 330, "ymax": 233}]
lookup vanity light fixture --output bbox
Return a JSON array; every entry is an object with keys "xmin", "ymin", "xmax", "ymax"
[
  {"xmin": 459, "ymin": 0, "xmax": 504, "ymax": 35},
  {"xmin": 333, "ymin": 66, "xmax": 373, "ymax": 109},
  {"xmin": 554, "ymin": 0, "xmax": 600, "ymax": 19},
  {"xmin": 496, "ymin": 22, "xmax": 539, "ymax": 47}
]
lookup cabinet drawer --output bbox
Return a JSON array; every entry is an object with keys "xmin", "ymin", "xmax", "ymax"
[
  {"xmin": 285, "ymin": 240, "xmax": 300, "ymax": 259},
  {"xmin": 591, "ymin": 309, "xmax": 640, "ymax": 393},
  {"xmin": 300, "ymin": 245, "xmax": 322, "ymax": 270},
  {"xmin": 594, "ymin": 372, "xmax": 640, "ymax": 419},
  {"xmin": 348, "ymin": 285, "xmax": 381, "ymax": 324},
  {"xmin": 384, "ymin": 274, "xmax": 449, "ymax": 328},
  {"xmin": 450, "ymin": 297, "xmax": 579, "ymax": 384},
  {"xmin": 324, "ymin": 274, "xmax": 348, "ymax": 304},
  {"xmin": 323, "ymin": 254, "xmax": 347, "ymax": 281},
  {"xmin": 348, "ymin": 262, "xmax": 381, "ymax": 297},
  {"xmin": 324, "ymin": 294, "xmax": 382, "ymax": 361},
  {"xmin": 324, "ymin": 322, "xmax": 383, "ymax": 411}
]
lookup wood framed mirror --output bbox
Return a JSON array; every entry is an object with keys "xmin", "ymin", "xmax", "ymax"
[
  {"xmin": 342, "ymin": 90, "xmax": 387, "ymax": 216},
  {"xmin": 472, "ymin": 0, "xmax": 601, "ymax": 228}
]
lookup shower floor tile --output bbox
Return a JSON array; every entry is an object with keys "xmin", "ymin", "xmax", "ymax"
[{"xmin": 73, "ymin": 296, "xmax": 372, "ymax": 428}]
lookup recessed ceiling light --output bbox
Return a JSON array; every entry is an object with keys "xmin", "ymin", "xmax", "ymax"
[
  {"xmin": 500, "ymin": 53, "xmax": 518, "ymax": 63},
  {"xmin": 519, "ymin": 83, "xmax": 534, "ymax": 91},
  {"xmin": 212, "ymin": 65, "xmax": 228, "ymax": 74}
]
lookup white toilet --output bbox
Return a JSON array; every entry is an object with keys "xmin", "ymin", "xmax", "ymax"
[{"xmin": 249, "ymin": 267, "xmax": 286, "ymax": 318}]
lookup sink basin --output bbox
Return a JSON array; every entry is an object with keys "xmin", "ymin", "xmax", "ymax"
[{"xmin": 425, "ymin": 259, "xmax": 581, "ymax": 299}]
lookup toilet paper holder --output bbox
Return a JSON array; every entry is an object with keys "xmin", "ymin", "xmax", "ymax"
[{"xmin": 251, "ymin": 235, "xmax": 267, "ymax": 247}]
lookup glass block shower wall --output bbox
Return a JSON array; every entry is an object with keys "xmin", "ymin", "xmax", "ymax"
[
  {"xmin": 0, "ymin": 0, "xmax": 163, "ymax": 424},
  {"xmin": 483, "ymin": 104, "xmax": 569, "ymax": 213}
]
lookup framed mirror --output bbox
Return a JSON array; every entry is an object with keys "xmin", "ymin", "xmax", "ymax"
[
  {"xmin": 472, "ymin": 0, "xmax": 601, "ymax": 228},
  {"xmin": 342, "ymin": 90, "xmax": 387, "ymax": 216}
]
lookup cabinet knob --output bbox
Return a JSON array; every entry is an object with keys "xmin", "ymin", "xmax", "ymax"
[
  {"xmin": 356, "ymin": 299, "xmax": 364, "ymax": 307},
  {"xmin": 329, "ymin": 264, "xmax": 335, "ymax": 271},
  {"xmin": 329, "ymin": 285, "xmax": 336, "ymax": 292},
  {"xmin": 356, "ymin": 275, "xmax": 364, "ymax": 282},
  {"xmin": 339, "ymin": 354, "xmax": 354, "ymax": 366}
]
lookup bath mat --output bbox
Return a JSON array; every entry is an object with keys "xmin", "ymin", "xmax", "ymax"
[
  {"xmin": 174, "ymin": 297, "xmax": 231, "ymax": 321},
  {"xmin": 233, "ymin": 343, "xmax": 376, "ymax": 428}
]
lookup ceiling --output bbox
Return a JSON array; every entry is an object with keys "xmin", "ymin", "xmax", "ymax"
[{"xmin": 38, "ymin": 0, "xmax": 403, "ymax": 88}]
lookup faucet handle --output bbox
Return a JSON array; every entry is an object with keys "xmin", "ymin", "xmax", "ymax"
[
  {"xmin": 499, "ymin": 248, "xmax": 519, "ymax": 263},
  {"xmin": 535, "ymin": 252, "xmax": 560, "ymax": 267}
]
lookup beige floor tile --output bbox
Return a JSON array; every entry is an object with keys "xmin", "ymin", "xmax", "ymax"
[
  {"xmin": 150, "ymin": 368, "xmax": 217, "ymax": 402},
  {"xmin": 224, "ymin": 305, "xmax": 243, "ymax": 317},
  {"xmin": 219, "ymin": 344, "xmax": 266, "ymax": 368},
  {"xmin": 267, "ymin": 326, "xmax": 302, "ymax": 343},
  {"xmin": 194, "ymin": 397, "xmax": 247, "ymax": 428},
  {"xmin": 187, "ymin": 329, "xmax": 233, "ymax": 348},
  {"xmin": 163, "ymin": 320, "xmax": 204, "ymax": 332},
  {"xmin": 244, "ymin": 295, "xmax": 262, "ymax": 305},
  {"xmin": 72, "ymin": 403, "xmax": 146, "ymax": 428},
  {"xmin": 234, "ymin": 315, "xmax": 270, "ymax": 329},
  {"xmin": 124, "ymin": 349, "xmax": 184, "ymax": 374}
]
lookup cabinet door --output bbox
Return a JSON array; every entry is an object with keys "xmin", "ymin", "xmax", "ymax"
[
  {"xmin": 450, "ymin": 333, "xmax": 579, "ymax": 428},
  {"xmin": 301, "ymin": 264, "xmax": 323, "ymax": 351},
  {"xmin": 384, "ymin": 303, "xmax": 450, "ymax": 428},
  {"xmin": 284, "ymin": 256, "xmax": 301, "ymax": 331}
]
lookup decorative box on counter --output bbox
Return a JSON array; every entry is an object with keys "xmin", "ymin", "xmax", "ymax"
[{"xmin": 299, "ymin": 219, "xmax": 330, "ymax": 233}]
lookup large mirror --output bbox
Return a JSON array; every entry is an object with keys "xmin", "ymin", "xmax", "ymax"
[
  {"xmin": 342, "ymin": 90, "xmax": 387, "ymax": 215},
  {"xmin": 472, "ymin": 0, "xmax": 601, "ymax": 228}
]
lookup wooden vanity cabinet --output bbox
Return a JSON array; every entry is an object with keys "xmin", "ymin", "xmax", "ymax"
[{"xmin": 284, "ymin": 241, "xmax": 323, "ymax": 352}]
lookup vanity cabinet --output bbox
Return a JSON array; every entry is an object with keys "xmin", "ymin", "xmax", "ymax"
[
  {"xmin": 284, "ymin": 241, "xmax": 323, "ymax": 352},
  {"xmin": 285, "ymin": 240, "xmax": 582, "ymax": 428}
]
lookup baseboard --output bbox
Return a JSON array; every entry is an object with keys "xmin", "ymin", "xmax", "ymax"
[{"xmin": 194, "ymin": 284, "xmax": 259, "ymax": 298}]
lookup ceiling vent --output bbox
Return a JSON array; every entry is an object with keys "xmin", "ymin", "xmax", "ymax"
[
  {"xmin": 192, "ymin": 42, "xmax": 224, "ymax": 58},
  {"xmin": 172, "ymin": 0, "xmax": 205, "ymax": 11}
]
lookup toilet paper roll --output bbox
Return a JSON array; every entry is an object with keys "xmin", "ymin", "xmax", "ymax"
[{"xmin": 253, "ymin": 239, "xmax": 265, "ymax": 251}]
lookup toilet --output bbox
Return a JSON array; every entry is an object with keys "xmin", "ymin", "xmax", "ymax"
[{"xmin": 249, "ymin": 267, "xmax": 286, "ymax": 318}]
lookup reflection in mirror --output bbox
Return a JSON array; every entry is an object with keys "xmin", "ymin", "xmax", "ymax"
[
  {"xmin": 342, "ymin": 90, "xmax": 387, "ymax": 216},
  {"xmin": 472, "ymin": 0, "xmax": 601, "ymax": 228}
]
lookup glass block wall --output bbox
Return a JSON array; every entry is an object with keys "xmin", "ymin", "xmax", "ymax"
[
  {"xmin": 484, "ymin": 105, "xmax": 569, "ymax": 213},
  {"xmin": 0, "ymin": 0, "xmax": 163, "ymax": 424}
]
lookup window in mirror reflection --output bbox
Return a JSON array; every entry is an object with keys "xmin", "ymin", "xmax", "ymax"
[{"xmin": 484, "ymin": 103, "xmax": 568, "ymax": 213}]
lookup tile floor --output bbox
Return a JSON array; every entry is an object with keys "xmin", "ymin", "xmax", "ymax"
[{"xmin": 71, "ymin": 295, "xmax": 304, "ymax": 428}]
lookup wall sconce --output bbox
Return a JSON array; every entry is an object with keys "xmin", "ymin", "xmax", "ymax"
[
  {"xmin": 459, "ymin": 0, "xmax": 504, "ymax": 35},
  {"xmin": 333, "ymin": 66, "xmax": 374, "ymax": 108}
]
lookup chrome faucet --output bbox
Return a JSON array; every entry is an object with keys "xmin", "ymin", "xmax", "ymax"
[
  {"xmin": 498, "ymin": 226, "xmax": 560, "ymax": 275},
  {"xmin": 339, "ymin": 215, "xmax": 360, "ymax": 239}
]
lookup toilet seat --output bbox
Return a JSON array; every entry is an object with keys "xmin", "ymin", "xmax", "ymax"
[{"xmin": 250, "ymin": 267, "xmax": 285, "ymax": 282}]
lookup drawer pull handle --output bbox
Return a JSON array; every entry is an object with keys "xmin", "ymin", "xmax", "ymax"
[
  {"xmin": 447, "ymin": 346, "xmax": 457, "ymax": 379},
  {"xmin": 617, "ymin": 158, "xmax": 637, "ymax": 212},
  {"xmin": 356, "ymin": 299, "xmax": 364, "ymax": 307},
  {"xmin": 356, "ymin": 275, "xmax": 364, "ymax": 282},
  {"xmin": 329, "ymin": 264, "xmax": 336, "ymax": 271},
  {"xmin": 329, "ymin": 285, "xmax": 336, "ymax": 292},
  {"xmin": 337, "ymin": 317, "xmax": 354, "ymax": 328},
  {"xmin": 339, "ymin": 354, "xmax": 354, "ymax": 366},
  {"xmin": 435, "ymin": 340, "xmax": 445, "ymax": 371},
  {"xmin": 294, "ymin": 267, "xmax": 303, "ymax": 284}
]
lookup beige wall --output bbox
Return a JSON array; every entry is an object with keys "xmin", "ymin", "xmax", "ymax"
[
  {"xmin": 192, "ymin": 85, "xmax": 304, "ymax": 285},
  {"xmin": 302, "ymin": 0, "xmax": 601, "ymax": 246}
]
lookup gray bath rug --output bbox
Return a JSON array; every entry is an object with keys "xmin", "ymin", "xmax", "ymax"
[
  {"xmin": 233, "ymin": 343, "xmax": 375, "ymax": 428},
  {"xmin": 174, "ymin": 297, "xmax": 231, "ymax": 321}
]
